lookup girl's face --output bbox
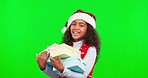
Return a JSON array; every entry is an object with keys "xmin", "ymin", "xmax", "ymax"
[{"xmin": 70, "ymin": 19, "xmax": 87, "ymax": 42}]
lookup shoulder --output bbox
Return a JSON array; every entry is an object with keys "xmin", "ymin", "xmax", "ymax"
[
  {"xmin": 87, "ymin": 46, "xmax": 96, "ymax": 56},
  {"xmin": 88, "ymin": 46, "xmax": 96, "ymax": 52}
]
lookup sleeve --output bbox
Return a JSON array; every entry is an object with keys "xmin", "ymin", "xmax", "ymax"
[
  {"xmin": 42, "ymin": 64, "xmax": 59, "ymax": 78},
  {"xmin": 59, "ymin": 47, "xmax": 96, "ymax": 78}
]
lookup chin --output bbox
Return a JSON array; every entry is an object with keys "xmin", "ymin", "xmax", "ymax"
[{"xmin": 73, "ymin": 38, "xmax": 82, "ymax": 41}]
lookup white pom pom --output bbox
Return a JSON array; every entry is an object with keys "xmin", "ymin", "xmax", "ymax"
[{"xmin": 61, "ymin": 27, "xmax": 67, "ymax": 34}]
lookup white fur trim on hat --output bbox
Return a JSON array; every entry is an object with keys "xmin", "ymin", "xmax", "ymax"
[
  {"xmin": 61, "ymin": 26, "xmax": 67, "ymax": 34},
  {"xmin": 68, "ymin": 13, "xmax": 96, "ymax": 29}
]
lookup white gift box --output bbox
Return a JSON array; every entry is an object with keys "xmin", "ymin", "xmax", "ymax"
[{"xmin": 49, "ymin": 43, "xmax": 81, "ymax": 59}]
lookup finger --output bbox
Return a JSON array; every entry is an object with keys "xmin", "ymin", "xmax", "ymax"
[
  {"xmin": 47, "ymin": 52, "xmax": 50, "ymax": 57},
  {"xmin": 56, "ymin": 56, "xmax": 60, "ymax": 61},
  {"xmin": 50, "ymin": 56, "xmax": 56, "ymax": 62},
  {"xmin": 43, "ymin": 51, "xmax": 47, "ymax": 57},
  {"xmin": 40, "ymin": 51, "xmax": 47, "ymax": 56},
  {"xmin": 40, "ymin": 51, "xmax": 47, "ymax": 58},
  {"xmin": 44, "ymin": 51, "xmax": 47, "ymax": 55},
  {"xmin": 36, "ymin": 53, "xmax": 39, "ymax": 61},
  {"xmin": 45, "ymin": 53, "xmax": 50, "ymax": 60},
  {"xmin": 57, "ymin": 56, "xmax": 62, "ymax": 63}
]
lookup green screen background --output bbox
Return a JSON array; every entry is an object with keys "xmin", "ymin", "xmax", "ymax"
[{"xmin": 0, "ymin": 0, "xmax": 148, "ymax": 78}]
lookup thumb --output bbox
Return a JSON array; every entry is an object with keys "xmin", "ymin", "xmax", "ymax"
[
  {"xmin": 36, "ymin": 53, "xmax": 39, "ymax": 62},
  {"xmin": 50, "ymin": 56, "xmax": 55, "ymax": 62},
  {"xmin": 57, "ymin": 56, "xmax": 62, "ymax": 63}
]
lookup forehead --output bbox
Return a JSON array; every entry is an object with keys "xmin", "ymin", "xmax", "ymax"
[{"xmin": 72, "ymin": 19, "xmax": 87, "ymax": 24}]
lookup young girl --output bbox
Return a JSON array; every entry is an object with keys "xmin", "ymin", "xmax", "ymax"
[{"xmin": 36, "ymin": 9, "xmax": 100, "ymax": 78}]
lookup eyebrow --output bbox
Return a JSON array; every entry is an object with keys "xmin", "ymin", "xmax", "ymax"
[
  {"xmin": 79, "ymin": 22, "xmax": 86, "ymax": 25},
  {"xmin": 72, "ymin": 21, "xmax": 86, "ymax": 25}
]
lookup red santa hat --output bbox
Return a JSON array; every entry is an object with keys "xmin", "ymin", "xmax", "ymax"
[{"xmin": 61, "ymin": 9, "xmax": 96, "ymax": 34}]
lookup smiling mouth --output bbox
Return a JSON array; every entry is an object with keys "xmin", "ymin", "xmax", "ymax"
[{"xmin": 72, "ymin": 31, "xmax": 80, "ymax": 35}]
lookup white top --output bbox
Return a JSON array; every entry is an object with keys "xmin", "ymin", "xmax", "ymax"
[{"xmin": 43, "ymin": 40, "xmax": 96, "ymax": 78}]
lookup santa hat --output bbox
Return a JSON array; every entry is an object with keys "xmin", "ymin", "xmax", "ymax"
[{"xmin": 61, "ymin": 9, "xmax": 96, "ymax": 34}]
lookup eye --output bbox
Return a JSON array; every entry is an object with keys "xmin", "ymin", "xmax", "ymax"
[
  {"xmin": 80, "ymin": 24, "xmax": 85, "ymax": 27},
  {"xmin": 71, "ymin": 23, "xmax": 76, "ymax": 26}
]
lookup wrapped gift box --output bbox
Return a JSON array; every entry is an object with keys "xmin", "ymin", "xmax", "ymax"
[
  {"xmin": 44, "ymin": 43, "xmax": 85, "ymax": 74},
  {"xmin": 49, "ymin": 43, "xmax": 81, "ymax": 59},
  {"xmin": 49, "ymin": 57, "xmax": 86, "ymax": 74}
]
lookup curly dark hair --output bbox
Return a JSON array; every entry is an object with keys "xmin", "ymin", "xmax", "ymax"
[{"xmin": 62, "ymin": 23, "xmax": 101, "ymax": 60}]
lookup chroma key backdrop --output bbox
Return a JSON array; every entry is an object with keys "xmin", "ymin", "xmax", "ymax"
[{"xmin": 0, "ymin": 0, "xmax": 148, "ymax": 78}]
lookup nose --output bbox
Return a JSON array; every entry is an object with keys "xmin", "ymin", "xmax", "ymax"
[{"xmin": 73, "ymin": 24, "xmax": 79, "ymax": 29}]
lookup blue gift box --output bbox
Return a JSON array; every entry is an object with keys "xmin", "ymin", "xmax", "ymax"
[{"xmin": 47, "ymin": 57, "xmax": 86, "ymax": 74}]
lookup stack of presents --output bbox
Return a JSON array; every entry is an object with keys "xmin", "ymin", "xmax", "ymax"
[{"xmin": 42, "ymin": 43, "xmax": 86, "ymax": 74}]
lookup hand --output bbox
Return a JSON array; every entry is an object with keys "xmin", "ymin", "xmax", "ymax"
[
  {"xmin": 50, "ymin": 56, "xmax": 64, "ymax": 73},
  {"xmin": 36, "ymin": 51, "xmax": 49, "ymax": 70}
]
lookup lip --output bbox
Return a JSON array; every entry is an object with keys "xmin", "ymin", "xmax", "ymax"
[{"xmin": 72, "ymin": 31, "xmax": 80, "ymax": 36}]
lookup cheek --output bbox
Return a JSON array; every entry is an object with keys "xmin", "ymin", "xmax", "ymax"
[
  {"xmin": 81, "ymin": 28, "xmax": 87, "ymax": 36},
  {"xmin": 70, "ymin": 27, "xmax": 73, "ymax": 33}
]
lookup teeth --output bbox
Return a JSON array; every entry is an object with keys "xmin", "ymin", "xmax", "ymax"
[
  {"xmin": 74, "ymin": 32, "xmax": 78, "ymax": 34},
  {"xmin": 73, "ymin": 31, "xmax": 78, "ymax": 33}
]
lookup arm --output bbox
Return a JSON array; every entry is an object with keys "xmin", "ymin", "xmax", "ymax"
[
  {"xmin": 42, "ymin": 64, "xmax": 59, "ymax": 78},
  {"xmin": 59, "ymin": 47, "xmax": 96, "ymax": 78}
]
